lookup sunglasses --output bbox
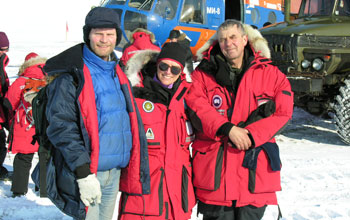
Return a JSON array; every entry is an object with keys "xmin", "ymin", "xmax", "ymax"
[
  {"xmin": 0, "ymin": 48, "xmax": 9, "ymax": 52},
  {"xmin": 158, "ymin": 62, "xmax": 182, "ymax": 75}
]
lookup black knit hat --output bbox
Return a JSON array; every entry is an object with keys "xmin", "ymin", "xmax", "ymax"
[
  {"xmin": 168, "ymin": 30, "xmax": 181, "ymax": 39},
  {"xmin": 0, "ymin": 32, "xmax": 9, "ymax": 48},
  {"xmin": 157, "ymin": 42, "xmax": 186, "ymax": 68},
  {"xmin": 83, "ymin": 7, "xmax": 122, "ymax": 46}
]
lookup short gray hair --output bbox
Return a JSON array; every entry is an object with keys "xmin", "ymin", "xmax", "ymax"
[{"xmin": 218, "ymin": 19, "xmax": 246, "ymax": 36}]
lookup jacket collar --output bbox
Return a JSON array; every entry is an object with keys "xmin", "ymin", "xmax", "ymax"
[
  {"xmin": 196, "ymin": 24, "xmax": 271, "ymax": 61},
  {"xmin": 44, "ymin": 43, "xmax": 85, "ymax": 76}
]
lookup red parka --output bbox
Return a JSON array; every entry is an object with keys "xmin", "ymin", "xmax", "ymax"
[
  {"xmin": 119, "ymin": 50, "xmax": 196, "ymax": 220},
  {"xmin": 5, "ymin": 55, "xmax": 46, "ymax": 154},
  {"xmin": 185, "ymin": 25, "xmax": 294, "ymax": 208},
  {"xmin": 120, "ymin": 28, "xmax": 160, "ymax": 66}
]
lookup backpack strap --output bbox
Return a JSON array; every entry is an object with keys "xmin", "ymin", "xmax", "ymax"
[
  {"xmin": 17, "ymin": 101, "xmax": 34, "ymax": 131},
  {"xmin": 38, "ymin": 149, "xmax": 49, "ymax": 197},
  {"xmin": 38, "ymin": 65, "xmax": 48, "ymax": 77},
  {"xmin": 6, "ymin": 118, "xmax": 15, "ymax": 151},
  {"xmin": 31, "ymin": 86, "xmax": 49, "ymax": 197}
]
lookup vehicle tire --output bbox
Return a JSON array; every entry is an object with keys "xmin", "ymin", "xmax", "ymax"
[{"xmin": 333, "ymin": 79, "xmax": 350, "ymax": 144}]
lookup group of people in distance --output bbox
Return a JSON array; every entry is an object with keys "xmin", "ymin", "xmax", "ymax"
[
  {"xmin": 0, "ymin": 31, "xmax": 48, "ymax": 198},
  {"xmin": 0, "ymin": 6, "xmax": 293, "ymax": 220}
]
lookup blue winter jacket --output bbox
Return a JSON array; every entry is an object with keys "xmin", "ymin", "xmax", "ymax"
[{"xmin": 83, "ymin": 45, "xmax": 132, "ymax": 171}]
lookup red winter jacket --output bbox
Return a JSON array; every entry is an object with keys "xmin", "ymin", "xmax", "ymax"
[
  {"xmin": 120, "ymin": 50, "xmax": 196, "ymax": 220},
  {"xmin": 0, "ymin": 53, "xmax": 10, "ymax": 126},
  {"xmin": 185, "ymin": 27, "xmax": 294, "ymax": 208},
  {"xmin": 120, "ymin": 28, "xmax": 160, "ymax": 66},
  {"xmin": 5, "ymin": 56, "xmax": 46, "ymax": 154}
]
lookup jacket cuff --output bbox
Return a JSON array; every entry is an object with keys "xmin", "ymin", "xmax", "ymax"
[
  {"xmin": 216, "ymin": 122, "xmax": 235, "ymax": 137},
  {"xmin": 248, "ymin": 132, "xmax": 256, "ymax": 148},
  {"xmin": 74, "ymin": 163, "xmax": 92, "ymax": 179}
]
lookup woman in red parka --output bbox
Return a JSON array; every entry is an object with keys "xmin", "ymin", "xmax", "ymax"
[
  {"xmin": 5, "ymin": 52, "xmax": 46, "ymax": 197},
  {"xmin": 119, "ymin": 42, "xmax": 196, "ymax": 220}
]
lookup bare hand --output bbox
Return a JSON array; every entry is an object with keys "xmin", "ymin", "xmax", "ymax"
[{"xmin": 228, "ymin": 126, "xmax": 252, "ymax": 150}]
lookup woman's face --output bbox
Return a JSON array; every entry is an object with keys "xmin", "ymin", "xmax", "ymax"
[{"xmin": 156, "ymin": 59, "xmax": 182, "ymax": 86}]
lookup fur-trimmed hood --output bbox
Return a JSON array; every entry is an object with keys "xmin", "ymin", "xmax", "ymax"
[
  {"xmin": 129, "ymin": 28, "xmax": 156, "ymax": 44},
  {"xmin": 18, "ymin": 56, "xmax": 47, "ymax": 76},
  {"xmin": 176, "ymin": 31, "xmax": 192, "ymax": 42},
  {"xmin": 125, "ymin": 49, "xmax": 192, "ymax": 87},
  {"xmin": 196, "ymin": 24, "xmax": 271, "ymax": 61}
]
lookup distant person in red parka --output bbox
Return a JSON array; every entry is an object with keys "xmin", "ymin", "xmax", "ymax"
[
  {"xmin": 0, "ymin": 31, "xmax": 11, "ymax": 181},
  {"xmin": 4, "ymin": 52, "xmax": 46, "ymax": 197},
  {"xmin": 120, "ymin": 28, "xmax": 160, "ymax": 67}
]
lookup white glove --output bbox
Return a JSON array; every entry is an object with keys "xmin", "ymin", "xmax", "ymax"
[{"xmin": 76, "ymin": 174, "xmax": 102, "ymax": 206}]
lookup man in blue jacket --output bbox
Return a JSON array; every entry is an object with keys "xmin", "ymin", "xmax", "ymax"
[{"xmin": 43, "ymin": 7, "xmax": 150, "ymax": 220}]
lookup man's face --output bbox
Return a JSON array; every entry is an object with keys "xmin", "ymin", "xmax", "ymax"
[
  {"xmin": 218, "ymin": 25, "xmax": 248, "ymax": 68},
  {"xmin": 89, "ymin": 28, "xmax": 117, "ymax": 61}
]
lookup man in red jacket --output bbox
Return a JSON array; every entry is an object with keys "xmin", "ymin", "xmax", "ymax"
[
  {"xmin": 0, "ymin": 31, "xmax": 10, "ymax": 181},
  {"xmin": 185, "ymin": 19, "xmax": 294, "ymax": 219}
]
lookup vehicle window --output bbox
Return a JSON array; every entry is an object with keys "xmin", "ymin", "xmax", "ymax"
[
  {"xmin": 154, "ymin": 0, "xmax": 179, "ymax": 20},
  {"xmin": 180, "ymin": 0, "xmax": 204, "ymax": 24},
  {"xmin": 336, "ymin": 0, "xmax": 350, "ymax": 15},
  {"xmin": 107, "ymin": 0, "xmax": 126, "ymax": 5},
  {"xmin": 128, "ymin": 0, "xmax": 154, "ymax": 11},
  {"xmin": 303, "ymin": 0, "xmax": 335, "ymax": 16},
  {"xmin": 124, "ymin": 10, "xmax": 147, "ymax": 32},
  {"xmin": 111, "ymin": 8, "xmax": 123, "ymax": 23},
  {"xmin": 291, "ymin": 0, "xmax": 302, "ymax": 14}
]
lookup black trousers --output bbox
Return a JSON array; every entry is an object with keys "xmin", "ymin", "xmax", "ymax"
[
  {"xmin": 0, "ymin": 128, "xmax": 7, "ymax": 170},
  {"xmin": 11, "ymin": 153, "xmax": 34, "ymax": 194},
  {"xmin": 198, "ymin": 200, "xmax": 267, "ymax": 220}
]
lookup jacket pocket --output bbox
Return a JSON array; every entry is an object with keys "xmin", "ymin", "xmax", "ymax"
[
  {"xmin": 248, "ymin": 144, "xmax": 281, "ymax": 193},
  {"xmin": 179, "ymin": 114, "xmax": 195, "ymax": 147},
  {"xmin": 56, "ymin": 162, "xmax": 79, "ymax": 196},
  {"xmin": 120, "ymin": 167, "xmax": 165, "ymax": 216},
  {"xmin": 181, "ymin": 164, "xmax": 195, "ymax": 213},
  {"xmin": 192, "ymin": 143, "xmax": 224, "ymax": 191}
]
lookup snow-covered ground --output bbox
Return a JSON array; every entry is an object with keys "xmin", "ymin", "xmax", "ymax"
[{"xmin": 1, "ymin": 1, "xmax": 350, "ymax": 219}]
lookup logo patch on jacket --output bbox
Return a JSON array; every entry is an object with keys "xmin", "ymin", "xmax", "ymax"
[
  {"xmin": 143, "ymin": 101, "xmax": 154, "ymax": 113},
  {"xmin": 146, "ymin": 128, "xmax": 155, "ymax": 139},
  {"xmin": 212, "ymin": 95, "xmax": 223, "ymax": 109}
]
